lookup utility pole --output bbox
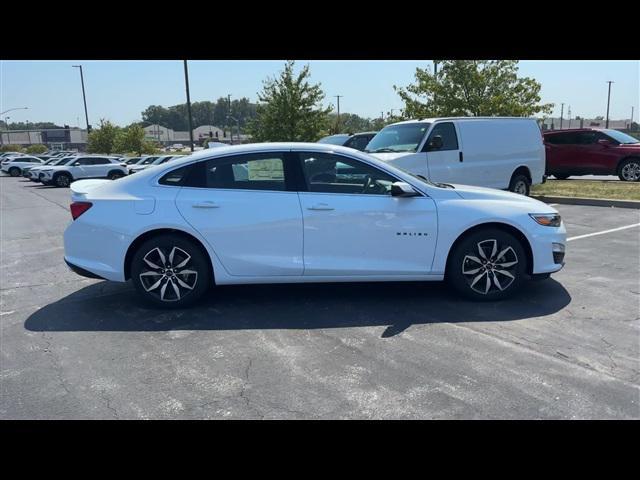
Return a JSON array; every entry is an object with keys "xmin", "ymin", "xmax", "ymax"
[
  {"xmin": 183, "ymin": 60, "xmax": 194, "ymax": 152},
  {"xmin": 334, "ymin": 95, "xmax": 343, "ymax": 132},
  {"xmin": 567, "ymin": 106, "xmax": 572, "ymax": 129},
  {"xmin": 227, "ymin": 94, "xmax": 232, "ymax": 144},
  {"xmin": 72, "ymin": 65, "xmax": 90, "ymax": 133},
  {"xmin": 632, "ymin": 106, "xmax": 635, "ymax": 129},
  {"xmin": 560, "ymin": 103, "xmax": 564, "ymax": 129},
  {"xmin": 605, "ymin": 81, "xmax": 614, "ymax": 129}
]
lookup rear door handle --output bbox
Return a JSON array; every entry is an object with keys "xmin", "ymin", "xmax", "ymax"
[
  {"xmin": 192, "ymin": 201, "xmax": 220, "ymax": 209},
  {"xmin": 459, "ymin": 151, "xmax": 464, "ymax": 162},
  {"xmin": 307, "ymin": 203, "xmax": 334, "ymax": 211}
]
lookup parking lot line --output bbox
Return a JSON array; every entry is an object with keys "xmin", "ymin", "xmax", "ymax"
[{"xmin": 567, "ymin": 223, "xmax": 640, "ymax": 242}]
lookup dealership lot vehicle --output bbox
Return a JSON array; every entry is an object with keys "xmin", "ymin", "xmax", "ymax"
[
  {"xmin": 63, "ymin": 143, "xmax": 565, "ymax": 308},
  {"xmin": 318, "ymin": 131, "xmax": 378, "ymax": 151},
  {"xmin": 1, "ymin": 156, "xmax": 44, "ymax": 176},
  {"xmin": 127, "ymin": 155, "xmax": 179, "ymax": 174},
  {"xmin": 367, "ymin": 117, "xmax": 545, "ymax": 195},
  {"xmin": 126, "ymin": 155, "xmax": 160, "ymax": 174},
  {"xmin": 38, "ymin": 155, "xmax": 127, "ymax": 187},
  {"xmin": 23, "ymin": 157, "xmax": 67, "ymax": 179},
  {"xmin": 544, "ymin": 128, "xmax": 640, "ymax": 181},
  {"xmin": 0, "ymin": 174, "xmax": 638, "ymax": 419}
]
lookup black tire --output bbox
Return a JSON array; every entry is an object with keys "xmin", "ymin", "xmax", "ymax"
[
  {"xmin": 9, "ymin": 167, "xmax": 20, "ymax": 177},
  {"xmin": 553, "ymin": 174, "xmax": 570, "ymax": 180},
  {"xmin": 131, "ymin": 234, "xmax": 211, "ymax": 309},
  {"xmin": 108, "ymin": 170, "xmax": 125, "ymax": 180},
  {"xmin": 446, "ymin": 228, "xmax": 528, "ymax": 301},
  {"xmin": 54, "ymin": 173, "xmax": 72, "ymax": 188},
  {"xmin": 508, "ymin": 173, "xmax": 530, "ymax": 195},
  {"xmin": 617, "ymin": 158, "xmax": 640, "ymax": 182}
]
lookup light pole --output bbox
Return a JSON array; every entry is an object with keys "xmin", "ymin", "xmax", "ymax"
[
  {"xmin": 227, "ymin": 115, "xmax": 240, "ymax": 145},
  {"xmin": 227, "ymin": 94, "xmax": 232, "ymax": 142},
  {"xmin": 183, "ymin": 60, "xmax": 195, "ymax": 152},
  {"xmin": 559, "ymin": 103, "xmax": 564, "ymax": 129},
  {"xmin": 632, "ymin": 106, "xmax": 635, "ymax": 130},
  {"xmin": 605, "ymin": 81, "xmax": 614, "ymax": 129},
  {"xmin": 334, "ymin": 95, "xmax": 343, "ymax": 133},
  {"xmin": 1, "ymin": 107, "xmax": 28, "ymax": 145},
  {"xmin": 72, "ymin": 65, "xmax": 90, "ymax": 133}
]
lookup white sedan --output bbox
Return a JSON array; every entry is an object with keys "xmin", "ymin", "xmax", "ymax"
[{"xmin": 63, "ymin": 143, "xmax": 566, "ymax": 308}]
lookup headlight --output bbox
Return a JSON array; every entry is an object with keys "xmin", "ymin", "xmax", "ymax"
[{"xmin": 530, "ymin": 213, "xmax": 561, "ymax": 227}]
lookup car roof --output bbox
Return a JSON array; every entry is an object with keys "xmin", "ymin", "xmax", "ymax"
[
  {"xmin": 388, "ymin": 117, "xmax": 537, "ymax": 126},
  {"xmin": 543, "ymin": 128, "xmax": 606, "ymax": 134}
]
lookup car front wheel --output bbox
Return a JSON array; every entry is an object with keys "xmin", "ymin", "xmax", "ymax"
[
  {"xmin": 447, "ymin": 228, "xmax": 528, "ymax": 301},
  {"xmin": 618, "ymin": 158, "xmax": 640, "ymax": 182},
  {"xmin": 9, "ymin": 167, "xmax": 20, "ymax": 177},
  {"xmin": 54, "ymin": 173, "xmax": 72, "ymax": 187},
  {"xmin": 131, "ymin": 234, "xmax": 211, "ymax": 308}
]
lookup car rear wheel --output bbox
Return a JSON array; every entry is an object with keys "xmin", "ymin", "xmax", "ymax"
[
  {"xmin": 9, "ymin": 167, "xmax": 20, "ymax": 177},
  {"xmin": 447, "ymin": 228, "xmax": 528, "ymax": 301},
  {"xmin": 131, "ymin": 234, "xmax": 211, "ymax": 308},
  {"xmin": 618, "ymin": 158, "xmax": 640, "ymax": 182},
  {"xmin": 508, "ymin": 174, "xmax": 530, "ymax": 196},
  {"xmin": 54, "ymin": 173, "xmax": 72, "ymax": 188}
]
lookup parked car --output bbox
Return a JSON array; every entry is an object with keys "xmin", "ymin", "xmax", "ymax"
[
  {"xmin": 26, "ymin": 157, "xmax": 73, "ymax": 181},
  {"xmin": 317, "ymin": 132, "xmax": 378, "ymax": 151},
  {"xmin": 38, "ymin": 155, "xmax": 127, "ymax": 187},
  {"xmin": 0, "ymin": 151, "xmax": 28, "ymax": 159},
  {"xmin": 543, "ymin": 128, "xmax": 640, "ymax": 181},
  {"xmin": 119, "ymin": 157, "xmax": 142, "ymax": 166},
  {"xmin": 1, "ymin": 156, "xmax": 44, "ymax": 176},
  {"xmin": 126, "ymin": 156, "xmax": 160, "ymax": 174},
  {"xmin": 63, "ymin": 142, "xmax": 566, "ymax": 308},
  {"xmin": 365, "ymin": 117, "xmax": 545, "ymax": 196},
  {"xmin": 128, "ymin": 155, "xmax": 177, "ymax": 174}
]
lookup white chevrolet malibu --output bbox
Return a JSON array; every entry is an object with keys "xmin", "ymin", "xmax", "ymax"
[{"xmin": 63, "ymin": 143, "xmax": 566, "ymax": 308}]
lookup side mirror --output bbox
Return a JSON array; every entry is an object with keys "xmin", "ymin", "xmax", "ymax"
[
  {"xmin": 597, "ymin": 139, "xmax": 612, "ymax": 147},
  {"xmin": 427, "ymin": 135, "xmax": 443, "ymax": 151},
  {"xmin": 391, "ymin": 182, "xmax": 420, "ymax": 197}
]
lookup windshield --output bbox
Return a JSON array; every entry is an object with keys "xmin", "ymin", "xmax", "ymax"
[
  {"xmin": 603, "ymin": 129, "xmax": 640, "ymax": 144},
  {"xmin": 365, "ymin": 123, "xmax": 431, "ymax": 153},
  {"xmin": 141, "ymin": 157, "xmax": 157, "ymax": 165},
  {"xmin": 318, "ymin": 135, "xmax": 350, "ymax": 145}
]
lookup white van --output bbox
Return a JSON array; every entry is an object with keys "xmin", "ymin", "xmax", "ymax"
[{"xmin": 365, "ymin": 117, "xmax": 545, "ymax": 195}]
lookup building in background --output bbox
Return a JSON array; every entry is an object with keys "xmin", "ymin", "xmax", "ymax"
[
  {"xmin": 0, "ymin": 127, "xmax": 88, "ymax": 151},
  {"xmin": 539, "ymin": 117, "xmax": 633, "ymax": 131}
]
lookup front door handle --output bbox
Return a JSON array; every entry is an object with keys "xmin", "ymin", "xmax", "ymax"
[
  {"xmin": 307, "ymin": 203, "xmax": 334, "ymax": 211},
  {"xmin": 192, "ymin": 201, "xmax": 220, "ymax": 209}
]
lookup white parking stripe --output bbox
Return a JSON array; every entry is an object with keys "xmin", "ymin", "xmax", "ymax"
[{"xmin": 567, "ymin": 223, "xmax": 640, "ymax": 242}]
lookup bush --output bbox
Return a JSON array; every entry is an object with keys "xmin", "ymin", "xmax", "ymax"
[
  {"xmin": 0, "ymin": 144, "xmax": 24, "ymax": 153},
  {"xmin": 25, "ymin": 144, "xmax": 48, "ymax": 154}
]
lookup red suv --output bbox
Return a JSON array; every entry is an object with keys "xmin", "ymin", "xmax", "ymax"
[{"xmin": 543, "ymin": 128, "xmax": 640, "ymax": 181}]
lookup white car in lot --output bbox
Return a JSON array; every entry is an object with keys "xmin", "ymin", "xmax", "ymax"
[
  {"xmin": 366, "ymin": 117, "xmax": 545, "ymax": 196},
  {"xmin": 38, "ymin": 155, "xmax": 127, "ymax": 187},
  {"xmin": 1, "ymin": 156, "xmax": 45, "ymax": 176},
  {"xmin": 127, "ymin": 155, "xmax": 179, "ymax": 174},
  {"xmin": 64, "ymin": 143, "xmax": 566, "ymax": 308}
]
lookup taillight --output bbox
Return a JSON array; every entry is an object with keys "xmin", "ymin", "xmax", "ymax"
[{"xmin": 70, "ymin": 201, "xmax": 93, "ymax": 220}]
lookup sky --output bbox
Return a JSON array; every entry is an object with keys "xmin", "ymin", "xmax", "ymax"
[{"xmin": 1, "ymin": 60, "xmax": 638, "ymax": 128}]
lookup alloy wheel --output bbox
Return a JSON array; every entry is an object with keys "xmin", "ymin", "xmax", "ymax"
[
  {"xmin": 139, "ymin": 246, "xmax": 198, "ymax": 302},
  {"xmin": 462, "ymin": 239, "xmax": 519, "ymax": 295},
  {"xmin": 621, "ymin": 161, "xmax": 640, "ymax": 181}
]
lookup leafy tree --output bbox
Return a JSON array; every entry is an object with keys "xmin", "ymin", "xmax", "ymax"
[
  {"xmin": 25, "ymin": 144, "xmax": 48, "ymax": 154},
  {"xmin": 87, "ymin": 119, "xmax": 120, "ymax": 154},
  {"xmin": 395, "ymin": 60, "xmax": 553, "ymax": 118},
  {"xmin": 114, "ymin": 124, "xmax": 156, "ymax": 155},
  {"xmin": 248, "ymin": 61, "xmax": 332, "ymax": 142}
]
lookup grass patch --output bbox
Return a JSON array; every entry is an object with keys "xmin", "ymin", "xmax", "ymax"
[{"xmin": 532, "ymin": 180, "xmax": 640, "ymax": 201}]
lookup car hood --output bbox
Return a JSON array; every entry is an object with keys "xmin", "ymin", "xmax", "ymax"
[{"xmin": 451, "ymin": 184, "xmax": 556, "ymax": 211}]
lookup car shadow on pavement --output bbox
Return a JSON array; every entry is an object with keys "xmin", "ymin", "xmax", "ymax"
[{"xmin": 24, "ymin": 279, "xmax": 571, "ymax": 337}]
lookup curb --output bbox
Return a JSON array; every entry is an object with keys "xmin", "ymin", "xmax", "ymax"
[{"xmin": 531, "ymin": 195, "xmax": 640, "ymax": 209}]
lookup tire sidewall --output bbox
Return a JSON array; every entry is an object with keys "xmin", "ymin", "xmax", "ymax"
[
  {"xmin": 54, "ymin": 173, "xmax": 71, "ymax": 187},
  {"xmin": 447, "ymin": 228, "xmax": 528, "ymax": 301},
  {"xmin": 618, "ymin": 158, "xmax": 640, "ymax": 182},
  {"xmin": 509, "ymin": 174, "xmax": 530, "ymax": 196},
  {"xmin": 131, "ymin": 234, "xmax": 211, "ymax": 309}
]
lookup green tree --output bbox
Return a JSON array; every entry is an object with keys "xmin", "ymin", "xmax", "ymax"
[
  {"xmin": 87, "ymin": 119, "xmax": 120, "ymax": 154},
  {"xmin": 248, "ymin": 61, "xmax": 332, "ymax": 142},
  {"xmin": 114, "ymin": 124, "xmax": 155, "ymax": 155},
  {"xmin": 25, "ymin": 144, "xmax": 48, "ymax": 154},
  {"xmin": 0, "ymin": 144, "xmax": 23, "ymax": 153},
  {"xmin": 395, "ymin": 60, "xmax": 553, "ymax": 118}
]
